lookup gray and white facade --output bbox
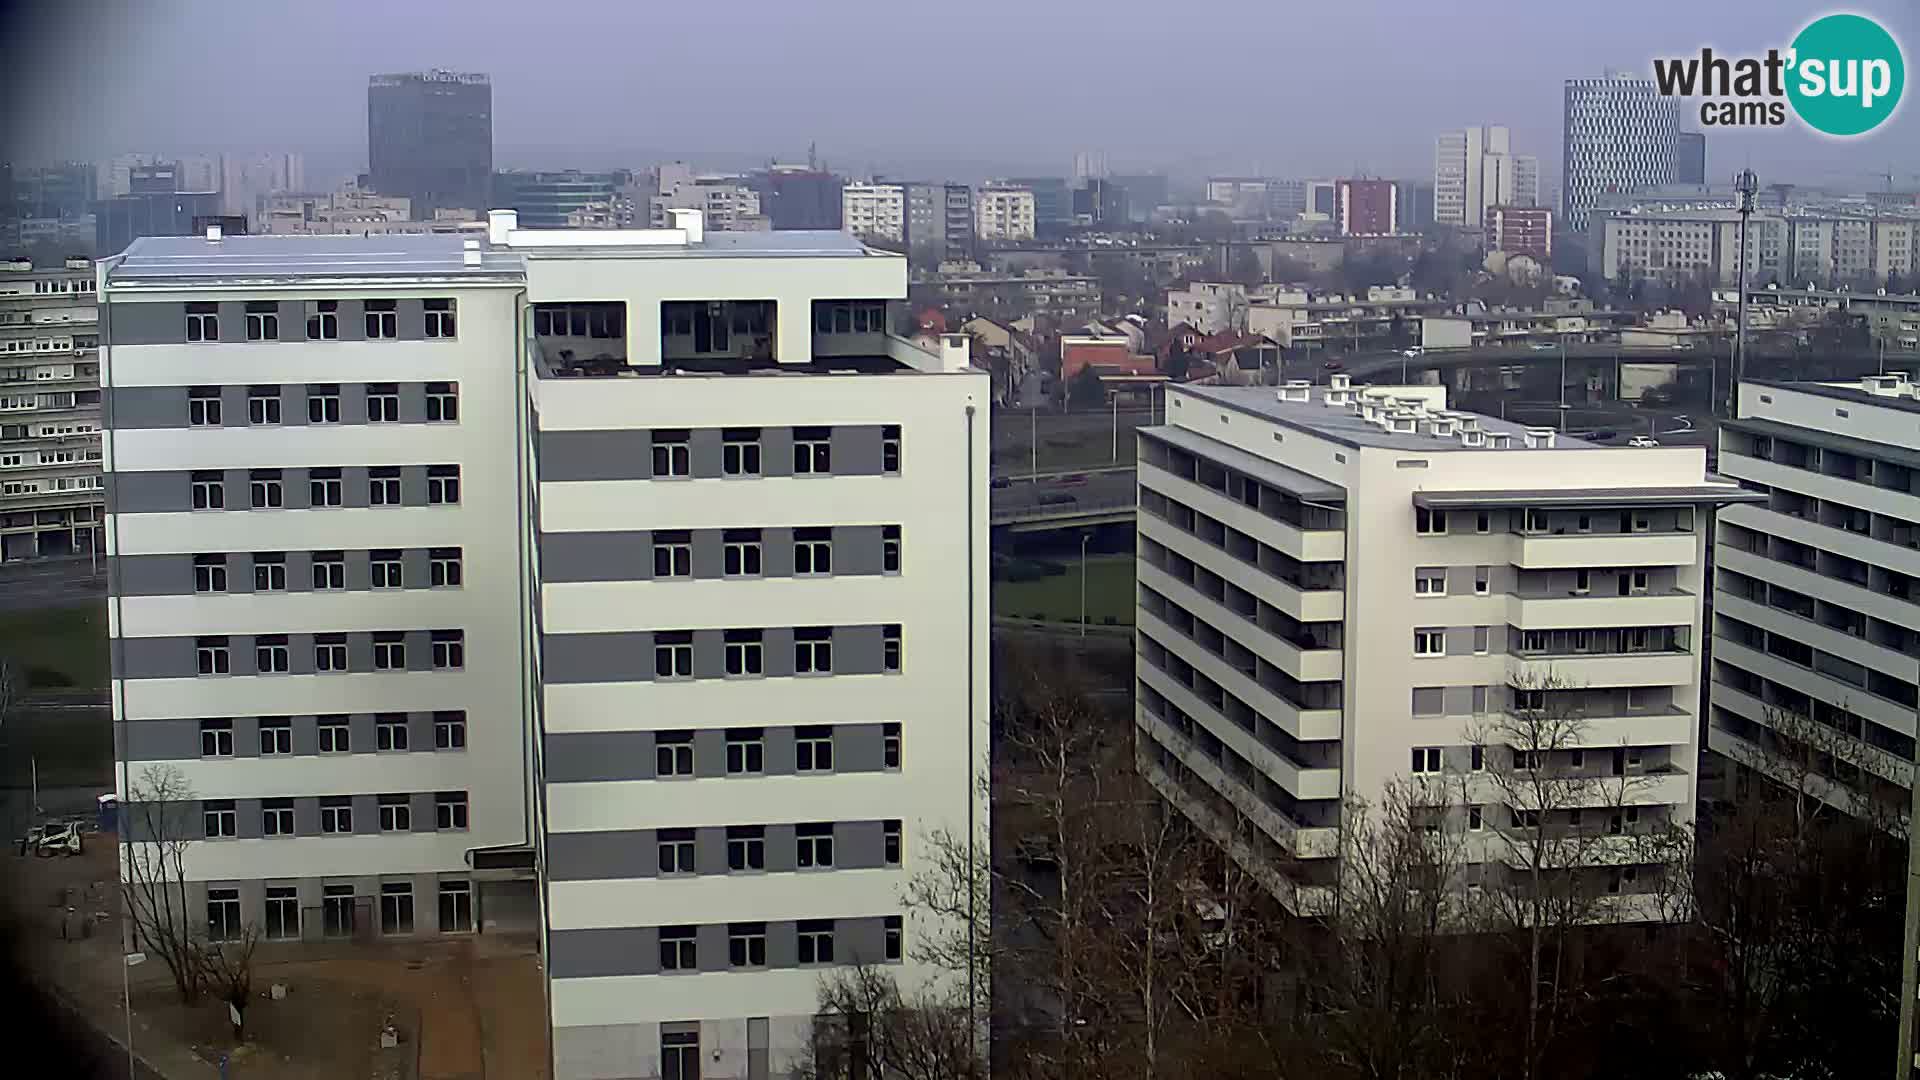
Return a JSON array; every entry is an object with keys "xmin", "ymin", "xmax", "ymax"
[
  {"xmin": 103, "ymin": 215, "xmax": 990, "ymax": 1080},
  {"xmin": 1712, "ymin": 376, "xmax": 1920, "ymax": 821},
  {"xmin": 1562, "ymin": 73, "xmax": 1680, "ymax": 233},
  {"xmin": 1136, "ymin": 378, "xmax": 1752, "ymax": 916}
]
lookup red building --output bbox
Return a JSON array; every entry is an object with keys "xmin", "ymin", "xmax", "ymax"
[
  {"xmin": 1484, "ymin": 205, "xmax": 1553, "ymax": 260},
  {"xmin": 1335, "ymin": 179, "xmax": 1399, "ymax": 236}
]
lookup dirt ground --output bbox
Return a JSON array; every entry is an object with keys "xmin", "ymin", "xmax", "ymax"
[{"xmin": 4, "ymin": 835, "xmax": 549, "ymax": 1079}]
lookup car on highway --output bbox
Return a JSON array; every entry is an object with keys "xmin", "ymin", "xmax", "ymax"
[
  {"xmin": 1323, "ymin": 358, "xmax": 1345, "ymax": 371},
  {"xmin": 1060, "ymin": 473, "xmax": 1089, "ymax": 486},
  {"xmin": 1037, "ymin": 492, "xmax": 1078, "ymax": 506},
  {"xmin": 1401, "ymin": 347, "xmax": 1422, "ymax": 358},
  {"xmin": 990, "ymin": 475, "xmax": 1011, "ymax": 489},
  {"xmin": 1628, "ymin": 435, "xmax": 1660, "ymax": 447},
  {"xmin": 1670, "ymin": 342, "xmax": 1692, "ymax": 350},
  {"xmin": 1528, "ymin": 342, "xmax": 1556, "ymax": 351}
]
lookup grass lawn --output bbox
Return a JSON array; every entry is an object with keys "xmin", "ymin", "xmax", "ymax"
[
  {"xmin": 992, "ymin": 555, "xmax": 1136, "ymax": 626},
  {"xmin": 0, "ymin": 601, "xmax": 109, "ymax": 691}
]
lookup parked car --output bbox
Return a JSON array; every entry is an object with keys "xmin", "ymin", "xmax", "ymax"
[
  {"xmin": 1323, "ymin": 359, "xmax": 1345, "ymax": 371},
  {"xmin": 1628, "ymin": 435, "xmax": 1660, "ymax": 447},
  {"xmin": 1401, "ymin": 347, "xmax": 1422, "ymax": 358}
]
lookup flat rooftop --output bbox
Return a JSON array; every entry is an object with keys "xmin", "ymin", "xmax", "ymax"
[
  {"xmin": 107, "ymin": 233, "xmax": 525, "ymax": 285},
  {"xmin": 1175, "ymin": 383, "xmax": 1603, "ymax": 452},
  {"xmin": 1748, "ymin": 377, "xmax": 1920, "ymax": 416},
  {"xmin": 510, "ymin": 229, "xmax": 879, "ymax": 260}
]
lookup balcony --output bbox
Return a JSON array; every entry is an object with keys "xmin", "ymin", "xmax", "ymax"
[
  {"xmin": 1505, "ymin": 590, "xmax": 1696, "ymax": 631},
  {"xmin": 1507, "ymin": 650, "xmax": 1695, "ymax": 689},
  {"xmin": 1510, "ymin": 531, "xmax": 1697, "ymax": 569},
  {"xmin": 1138, "ymin": 559, "xmax": 1342, "ymax": 682},
  {"xmin": 1140, "ymin": 461, "xmax": 1343, "ymax": 563},
  {"xmin": 1137, "ymin": 656, "xmax": 1342, "ymax": 799},
  {"xmin": 1135, "ymin": 708, "xmax": 1338, "ymax": 860},
  {"xmin": 1138, "ymin": 514, "xmax": 1344, "ymax": 623},
  {"xmin": 1140, "ymin": 608, "xmax": 1343, "ymax": 744}
]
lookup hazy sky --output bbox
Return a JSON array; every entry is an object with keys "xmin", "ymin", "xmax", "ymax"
[{"xmin": 5, "ymin": 0, "xmax": 1919, "ymax": 190}]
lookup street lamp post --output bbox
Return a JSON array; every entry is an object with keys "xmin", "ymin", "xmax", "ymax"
[
  {"xmin": 1110, "ymin": 392, "xmax": 1119, "ymax": 464},
  {"xmin": 1079, "ymin": 533, "xmax": 1092, "ymax": 639},
  {"xmin": 1029, "ymin": 406, "xmax": 1037, "ymax": 478}
]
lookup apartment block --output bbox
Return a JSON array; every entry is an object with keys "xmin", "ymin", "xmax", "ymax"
[
  {"xmin": 1434, "ymin": 125, "xmax": 1539, "ymax": 229},
  {"xmin": 1713, "ymin": 376, "xmax": 1920, "ymax": 821},
  {"xmin": 1135, "ymin": 378, "xmax": 1753, "ymax": 915},
  {"xmin": 1, "ymin": 256, "xmax": 103, "ymax": 560},
  {"xmin": 841, "ymin": 183, "xmax": 907, "ymax": 244},
  {"xmin": 102, "ymin": 212, "xmax": 989, "ymax": 1080},
  {"xmin": 974, "ymin": 185, "xmax": 1036, "ymax": 242},
  {"xmin": 1563, "ymin": 73, "xmax": 1680, "ymax": 233}
]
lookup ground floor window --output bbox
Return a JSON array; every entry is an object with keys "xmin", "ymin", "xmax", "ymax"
[
  {"xmin": 662, "ymin": 1026, "xmax": 700, "ymax": 1080},
  {"xmin": 380, "ymin": 882, "xmax": 414, "ymax": 935},
  {"xmin": 322, "ymin": 884, "xmax": 355, "ymax": 938},
  {"xmin": 264, "ymin": 886, "xmax": 299, "ymax": 940},
  {"xmin": 438, "ymin": 879, "xmax": 473, "ymax": 933}
]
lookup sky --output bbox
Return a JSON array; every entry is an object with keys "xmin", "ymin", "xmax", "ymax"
[{"xmin": 4, "ymin": 0, "xmax": 1919, "ymax": 192}]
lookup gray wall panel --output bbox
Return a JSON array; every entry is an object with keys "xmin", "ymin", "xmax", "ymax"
[
  {"xmin": 105, "ymin": 386, "xmax": 186, "ymax": 429},
  {"xmin": 115, "ymin": 554, "xmax": 191, "ymax": 596},
  {"xmin": 539, "ymin": 430, "xmax": 651, "ymax": 482},
  {"xmin": 539, "ymin": 532, "xmax": 650, "ymax": 583},
  {"xmin": 832, "ymin": 425, "xmax": 884, "ymax": 476},
  {"xmin": 545, "ymin": 732, "xmax": 655, "ymax": 783},
  {"xmin": 542, "ymin": 632, "xmax": 652, "ymax": 684},
  {"xmin": 761, "ymin": 427, "xmax": 794, "ymax": 478},
  {"xmin": 549, "ymin": 928, "xmax": 656, "ymax": 978},
  {"xmin": 121, "ymin": 718, "xmax": 200, "ymax": 761},
  {"xmin": 547, "ymin": 830, "xmax": 653, "ymax": 881},
  {"xmin": 118, "ymin": 636, "xmax": 198, "ymax": 680},
  {"xmin": 107, "ymin": 302, "xmax": 184, "ymax": 346},
  {"xmin": 836, "ymin": 625, "xmax": 885, "ymax": 675},
  {"xmin": 688, "ymin": 428, "xmax": 723, "ymax": 479},
  {"xmin": 110, "ymin": 471, "xmax": 191, "ymax": 514}
]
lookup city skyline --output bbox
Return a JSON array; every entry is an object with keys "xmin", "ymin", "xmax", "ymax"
[{"xmin": 6, "ymin": 0, "xmax": 1919, "ymax": 190}]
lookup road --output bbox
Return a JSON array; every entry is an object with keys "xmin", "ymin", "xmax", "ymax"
[
  {"xmin": 0, "ymin": 556, "xmax": 106, "ymax": 611},
  {"xmin": 991, "ymin": 470, "xmax": 1137, "ymax": 523}
]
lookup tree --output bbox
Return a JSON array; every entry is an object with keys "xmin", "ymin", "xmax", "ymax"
[
  {"xmin": 803, "ymin": 965, "xmax": 984, "ymax": 1080},
  {"xmin": 1066, "ymin": 366, "xmax": 1105, "ymax": 410},
  {"xmin": 1228, "ymin": 246, "xmax": 1266, "ymax": 288},
  {"xmin": 123, "ymin": 764, "xmax": 209, "ymax": 1002},
  {"xmin": 203, "ymin": 922, "xmax": 262, "ymax": 1039}
]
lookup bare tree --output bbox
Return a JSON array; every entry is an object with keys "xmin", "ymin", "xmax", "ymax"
[
  {"xmin": 801, "ymin": 965, "xmax": 983, "ymax": 1080},
  {"xmin": 203, "ymin": 921, "xmax": 261, "ymax": 1039},
  {"xmin": 1716, "ymin": 701, "xmax": 1912, "ymax": 837},
  {"xmin": 122, "ymin": 763, "xmax": 208, "ymax": 1002}
]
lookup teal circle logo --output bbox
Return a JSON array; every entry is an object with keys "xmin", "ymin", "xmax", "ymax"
[{"xmin": 1787, "ymin": 13, "xmax": 1905, "ymax": 136}]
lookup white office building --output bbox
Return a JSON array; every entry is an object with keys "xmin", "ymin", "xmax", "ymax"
[
  {"xmin": 841, "ymin": 183, "xmax": 908, "ymax": 244},
  {"xmin": 1433, "ymin": 125, "xmax": 1539, "ymax": 229},
  {"xmin": 1562, "ymin": 73, "xmax": 1681, "ymax": 233},
  {"xmin": 1134, "ymin": 378, "xmax": 1752, "ymax": 916},
  {"xmin": 1712, "ymin": 376, "xmax": 1920, "ymax": 821},
  {"xmin": 1, "ymin": 256, "xmax": 104, "ymax": 561},
  {"xmin": 103, "ymin": 212, "xmax": 990, "ymax": 1080}
]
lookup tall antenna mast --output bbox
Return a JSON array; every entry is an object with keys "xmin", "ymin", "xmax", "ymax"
[{"xmin": 1731, "ymin": 167, "xmax": 1758, "ymax": 420}]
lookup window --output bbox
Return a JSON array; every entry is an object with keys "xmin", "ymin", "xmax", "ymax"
[
  {"xmin": 1471, "ymin": 745, "xmax": 1485, "ymax": 772},
  {"xmin": 247, "ymin": 386, "xmax": 281, "ymax": 425},
  {"xmin": 1631, "ymin": 512, "xmax": 1651, "ymax": 533},
  {"xmin": 1573, "ymin": 569, "xmax": 1591, "ymax": 595},
  {"xmin": 722, "ymin": 428, "xmax": 761, "ymax": 476},
  {"xmin": 188, "ymin": 386, "xmax": 222, "ymax": 426},
  {"xmin": 796, "ymin": 726, "xmax": 834, "ymax": 772},
  {"xmin": 1513, "ymin": 749, "xmax": 1542, "ymax": 770},
  {"xmin": 655, "ymin": 731, "xmax": 694, "ymax": 777},
  {"xmin": 424, "ymin": 299, "xmax": 457, "ymax": 338},
  {"xmin": 309, "ymin": 467, "xmax": 343, "ymax": 507},
  {"xmin": 204, "ymin": 799, "xmax": 237, "ymax": 838},
  {"xmin": 882, "ymin": 424, "xmax": 901, "ymax": 474},
  {"xmin": 654, "ymin": 631, "xmax": 693, "ymax": 679},
  {"xmin": 193, "ymin": 554, "xmax": 228, "ymax": 593},
  {"xmin": 1629, "ymin": 570, "xmax": 1649, "ymax": 595},
  {"xmin": 710, "ymin": 531, "xmax": 760, "ymax": 580},
  {"xmin": 318, "ymin": 715, "xmax": 350, "ymax": 753},
  {"xmin": 652, "ymin": 430, "xmax": 691, "ymax": 477},
  {"xmin": 376, "ymin": 713, "xmax": 409, "ymax": 751},
  {"xmin": 207, "ymin": 888, "xmax": 242, "ymax": 941},
  {"xmin": 727, "ymin": 826, "xmax": 767, "ymax": 872},
  {"xmin": 245, "ymin": 301, "xmax": 279, "ymax": 341},
  {"xmin": 322, "ymin": 883, "xmax": 355, "ymax": 937},
  {"xmin": 794, "ymin": 426, "xmax": 832, "ymax": 474},
  {"xmin": 427, "ymin": 465, "xmax": 460, "ymax": 504},
  {"xmin": 884, "ymin": 915, "xmax": 903, "ymax": 961},
  {"xmin": 653, "ymin": 531, "xmax": 692, "ymax": 578},
  {"xmin": 307, "ymin": 384, "xmax": 340, "ymax": 424},
  {"xmin": 373, "ymin": 632, "xmax": 406, "ymax": 670},
  {"xmin": 658, "ymin": 925, "xmax": 697, "ymax": 971},
  {"xmin": 791, "ymin": 528, "xmax": 834, "ymax": 576},
  {"xmin": 380, "ymin": 881, "xmax": 414, "ymax": 935},
  {"xmin": 311, "ymin": 551, "xmax": 345, "ymax": 590},
  {"xmin": 366, "ymin": 383, "xmax": 400, "ymax": 423},
  {"xmin": 729, "ymin": 922, "xmax": 767, "ymax": 968},
  {"xmin": 1415, "ymin": 507, "xmax": 1446, "ymax": 535},
  {"xmin": 1476, "ymin": 511, "xmax": 1491, "ymax": 534},
  {"xmin": 430, "ymin": 547, "xmax": 463, "ymax": 587},
  {"xmin": 884, "ymin": 820, "xmax": 902, "ymax": 865},
  {"xmin": 378, "ymin": 795, "xmax": 411, "ymax": 832},
  {"xmin": 661, "ymin": 1030, "xmax": 699, "ymax": 1080},
  {"xmin": 250, "ymin": 551, "xmax": 287, "ymax": 592},
  {"xmin": 307, "ymin": 300, "xmax": 339, "ymax": 340},
  {"xmin": 1475, "ymin": 566, "xmax": 1490, "ymax": 595},
  {"xmin": 191, "ymin": 471, "xmax": 225, "ymax": 510},
  {"xmin": 262, "ymin": 797, "xmax": 295, "ymax": 836},
  {"xmin": 1414, "ymin": 568, "xmax": 1446, "ymax": 596},
  {"xmin": 185, "ymin": 302, "xmax": 219, "ymax": 342},
  {"xmin": 797, "ymin": 920, "xmax": 836, "ymax": 965},
  {"xmin": 421, "ymin": 380, "xmax": 459, "ymax": 422},
  {"xmin": 724, "ymin": 629, "xmax": 763, "ymax": 677},
  {"xmin": 727, "ymin": 728, "xmax": 764, "ymax": 775},
  {"xmin": 1468, "ymin": 806, "xmax": 1483, "ymax": 831},
  {"xmin": 364, "ymin": 299, "xmax": 398, "ymax": 338},
  {"xmin": 882, "ymin": 525, "xmax": 902, "ymax": 573},
  {"xmin": 658, "ymin": 828, "xmax": 696, "ymax": 875},
  {"xmin": 1413, "ymin": 628, "xmax": 1444, "ymax": 657},
  {"xmin": 265, "ymin": 886, "xmax": 299, "ymax": 940},
  {"xmin": 200, "ymin": 718, "xmax": 233, "ymax": 757},
  {"xmin": 1473, "ymin": 626, "xmax": 1490, "ymax": 655},
  {"xmin": 435, "ymin": 791, "xmax": 469, "ymax": 831},
  {"xmin": 797, "ymin": 823, "xmax": 835, "ymax": 868},
  {"xmin": 432, "ymin": 630, "xmax": 465, "ymax": 670},
  {"xmin": 1411, "ymin": 747, "xmax": 1443, "ymax": 773},
  {"xmin": 882, "ymin": 625, "xmax": 902, "ymax": 674},
  {"xmin": 434, "ymin": 711, "xmax": 467, "ymax": 750},
  {"xmin": 439, "ymin": 879, "xmax": 473, "ymax": 933},
  {"xmin": 1512, "ymin": 808, "xmax": 1541, "ymax": 829},
  {"xmin": 249, "ymin": 469, "xmax": 283, "ymax": 509},
  {"xmin": 1524, "ymin": 508, "xmax": 1549, "ymax": 533},
  {"xmin": 795, "ymin": 627, "xmax": 833, "ymax": 673},
  {"xmin": 258, "ymin": 715, "xmax": 292, "ymax": 754},
  {"xmin": 370, "ymin": 550, "xmax": 403, "ymax": 588},
  {"xmin": 1576, "ymin": 513, "xmax": 1592, "ymax": 534},
  {"xmin": 196, "ymin": 636, "xmax": 230, "ymax": 675}
]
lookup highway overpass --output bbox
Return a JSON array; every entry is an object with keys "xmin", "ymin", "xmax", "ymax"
[{"xmin": 990, "ymin": 469, "xmax": 1137, "ymax": 531}]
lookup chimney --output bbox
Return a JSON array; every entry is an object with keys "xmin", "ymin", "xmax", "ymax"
[
  {"xmin": 1277, "ymin": 380, "xmax": 1311, "ymax": 403},
  {"xmin": 1328, "ymin": 373, "xmax": 1352, "ymax": 392},
  {"xmin": 205, "ymin": 222, "xmax": 222, "ymax": 242},
  {"xmin": 670, "ymin": 208, "xmax": 706, "ymax": 243},
  {"xmin": 1461, "ymin": 429, "xmax": 1487, "ymax": 447},
  {"xmin": 1488, "ymin": 431, "xmax": 1513, "ymax": 449},
  {"xmin": 486, "ymin": 209, "xmax": 518, "ymax": 245},
  {"xmin": 1523, "ymin": 427, "xmax": 1556, "ymax": 449},
  {"xmin": 463, "ymin": 238, "xmax": 482, "ymax": 267}
]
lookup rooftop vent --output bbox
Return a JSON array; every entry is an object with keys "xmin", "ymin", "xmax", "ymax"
[
  {"xmin": 669, "ymin": 208, "xmax": 706, "ymax": 244},
  {"xmin": 204, "ymin": 223, "xmax": 222, "ymax": 242},
  {"xmin": 1324, "ymin": 388, "xmax": 1352, "ymax": 408},
  {"xmin": 1461, "ymin": 429, "xmax": 1487, "ymax": 447},
  {"xmin": 1522, "ymin": 427, "xmax": 1556, "ymax": 449},
  {"xmin": 1395, "ymin": 396, "xmax": 1429, "ymax": 418},
  {"xmin": 1431, "ymin": 417, "xmax": 1458, "ymax": 437},
  {"xmin": 1864, "ymin": 373, "xmax": 1910, "ymax": 396},
  {"xmin": 1488, "ymin": 431, "xmax": 1513, "ymax": 449},
  {"xmin": 1388, "ymin": 411, "xmax": 1418, "ymax": 434},
  {"xmin": 486, "ymin": 209, "xmax": 518, "ymax": 245},
  {"xmin": 1328, "ymin": 373, "xmax": 1352, "ymax": 392},
  {"xmin": 1277, "ymin": 380, "xmax": 1311, "ymax": 403},
  {"xmin": 462, "ymin": 238, "xmax": 482, "ymax": 267}
]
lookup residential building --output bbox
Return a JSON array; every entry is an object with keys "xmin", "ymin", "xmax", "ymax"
[
  {"xmin": 1072, "ymin": 179, "xmax": 1128, "ymax": 228},
  {"xmin": 842, "ymin": 183, "xmax": 908, "ymax": 244},
  {"xmin": 0, "ymin": 256, "xmax": 102, "ymax": 560},
  {"xmin": 1244, "ymin": 286, "xmax": 1445, "ymax": 350},
  {"xmin": 943, "ymin": 184, "xmax": 975, "ymax": 262},
  {"xmin": 1109, "ymin": 175, "xmax": 1169, "ymax": 223},
  {"xmin": 1434, "ymin": 126, "xmax": 1539, "ymax": 229},
  {"xmin": 220, "ymin": 152, "xmax": 306, "ymax": 218},
  {"xmin": 1721, "ymin": 285, "xmax": 1920, "ymax": 349},
  {"xmin": 98, "ymin": 154, "xmax": 167, "ymax": 199},
  {"xmin": 1485, "ymin": 206, "xmax": 1553, "ymax": 260},
  {"xmin": 1008, "ymin": 177, "xmax": 1071, "ymax": 234},
  {"xmin": 101, "ymin": 214, "xmax": 988, "ymax": 1080},
  {"xmin": 1335, "ymin": 179, "xmax": 1399, "ymax": 236},
  {"xmin": 11, "ymin": 162, "xmax": 96, "ymax": 222},
  {"xmin": 1563, "ymin": 73, "xmax": 1681, "ymax": 233},
  {"xmin": 492, "ymin": 171, "xmax": 619, "ymax": 229},
  {"xmin": 94, "ymin": 190, "xmax": 223, "ymax": 256},
  {"xmin": 1136, "ymin": 378, "xmax": 1752, "ymax": 915},
  {"xmin": 1592, "ymin": 208, "xmax": 1790, "ymax": 287},
  {"xmin": 1166, "ymin": 282, "xmax": 1258, "ymax": 335},
  {"xmin": 749, "ymin": 166, "xmax": 844, "ymax": 231},
  {"xmin": 367, "ymin": 70, "xmax": 493, "ymax": 218},
  {"xmin": 1402, "ymin": 181, "xmax": 1436, "ymax": 233},
  {"xmin": 649, "ymin": 168, "xmax": 767, "ymax": 233},
  {"xmin": 975, "ymin": 185, "xmax": 1036, "ymax": 242},
  {"xmin": 1712, "ymin": 375, "xmax": 1920, "ymax": 822},
  {"xmin": 1676, "ymin": 132, "xmax": 1707, "ymax": 186},
  {"xmin": 914, "ymin": 267, "xmax": 1100, "ymax": 322},
  {"xmin": 1074, "ymin": 150, "xmax": 1109, "ymax": 180}
]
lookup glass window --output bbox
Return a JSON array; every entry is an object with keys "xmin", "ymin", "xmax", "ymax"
[
  {"xmin": 726, "ymin": 728, "xmax": 763, "ymax": 775},
  {"xmin": 656, "ymin": 732, "xmax": 694, "ymax": 777},
  {"xmin": 434, "ymin": 711, "xmax": 467, "ymax": 749},
  {"xmin": 199, "ymin": 718, "xmax": 233, "ymax": 757}
]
